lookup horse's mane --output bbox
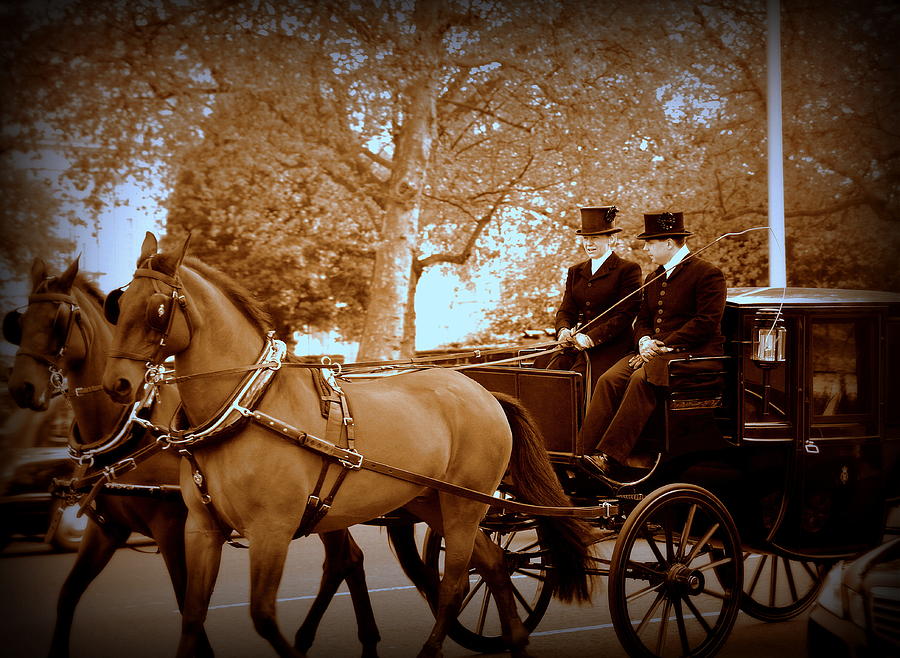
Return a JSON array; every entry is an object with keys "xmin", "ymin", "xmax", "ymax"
[
  {"xmin": 150, "ymin": 253, "xmax": 274, "ymax": 333},
  {"xmin": 36, "ymin": 272, "xmax": 106, "ymax": 310}
]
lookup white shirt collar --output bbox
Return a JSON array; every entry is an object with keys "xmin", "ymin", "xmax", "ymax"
[
  {"xmin": 663, "ymin": 244, "xmax": 690, "ymax": 276},
  {"xmin": 590, "ymin": 249, "xmax": 613, "ymax": 274}
]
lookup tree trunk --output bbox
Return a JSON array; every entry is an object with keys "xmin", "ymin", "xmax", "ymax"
[
  {"xmin": 400, "ymin": 262, "xmax": 422, "ymax": 357},
  {"xmin": 356, "ymin": 2, "xmax": 443, "ymax": 361}
]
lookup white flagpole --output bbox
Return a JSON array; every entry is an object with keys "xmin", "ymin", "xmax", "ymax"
[{"xmin": 767, "ymin": 0, "xmax": 787, "ymax": 287}]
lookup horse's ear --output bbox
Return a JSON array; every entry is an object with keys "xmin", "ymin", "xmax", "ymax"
[
  {"xmin": 139, "ymin": 232, "xmax": 159, "ymax": 264},
  {"xmin": 30, "ymin": 258, "xmax": 48, "ymax": 290},
  {"xmin": 58, "ymin": 255, "xmax": 80, "ymax": 292},
  {"xmin": 174, "ymin": 231, "xmax": 192, "ymax": 270}
]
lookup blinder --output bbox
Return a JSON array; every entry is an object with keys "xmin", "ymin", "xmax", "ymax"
[
  {"xmin": 3, "ymin": 309, "xmax": 23, "ymax": 345},
  {"xmin": 146, "ymin": 292, "xmax": 174, "ymax": 331},
  {"xmin": 104, "ymin": 288, "xmax": 125, "ymax": 325}
]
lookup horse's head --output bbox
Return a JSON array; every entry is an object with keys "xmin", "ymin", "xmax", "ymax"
[
  {"xmin": 4, "ymin": 257, "xmax": 89, "ymax": 410},
  {"xmin": 102, "ymin": 232, "xmax": 193, "ymax": 404}
]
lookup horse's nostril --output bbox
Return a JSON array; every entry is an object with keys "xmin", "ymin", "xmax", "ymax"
[{"xmin": 10, "ymin": 381, "xmax": 35, "ymax": 408}]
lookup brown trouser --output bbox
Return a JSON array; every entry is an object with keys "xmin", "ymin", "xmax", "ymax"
[{"xmin": 581, "ymin": 354, "xmax": 657, "ymax": 463}]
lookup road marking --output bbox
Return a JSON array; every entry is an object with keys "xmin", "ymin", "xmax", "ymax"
[
  {"xmin": 202, "ymin": 573, "xmax": 526, "ymax": 611},
  {"xmin": 205, "ymin": 584, "xmax": 421, "ymax": 611},
  {"xmin": 532, "ymin": 611, "xmax": 720, "ymax": 636}
]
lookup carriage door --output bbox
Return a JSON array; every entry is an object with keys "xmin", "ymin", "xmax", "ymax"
[{"xmin": 788, "ymin": 314, "xmax": 884, "ymax": 554}]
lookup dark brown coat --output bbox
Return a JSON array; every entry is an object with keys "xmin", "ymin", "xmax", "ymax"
[
  {"xmin": 633, "ymin": 255, "xmax": 726, "ymax": 356},
  {"xmin": 551, "ymin": 252, "xmax": 642, "ymax": 379}
]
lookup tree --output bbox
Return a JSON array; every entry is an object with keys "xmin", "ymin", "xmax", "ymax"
[{"xmin": 3, "ymin": 0, "xmax": 896, "ymax": 359}]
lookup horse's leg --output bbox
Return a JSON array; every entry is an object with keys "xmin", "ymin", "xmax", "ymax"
[
  {"xmin": 176, "ymin": 511, "xmax": 225, "ymax": 658},
  {"xmin": 418, "ymin": 496, "xmax": 486, "ymax": 658},
  {"xmin": 247, "ymin": 531, "xmax": 305, "ymax": 658},
  {"xmin": 152, "ymin": 512, "xmax": 214, "ymax": 658},
  {"xmin": 48, "ymin": 519, "xmax": 129, "ymax": 658},
  {"xmin": 295, "ymin": 529, "xmax": 380, "ymax": 658}
]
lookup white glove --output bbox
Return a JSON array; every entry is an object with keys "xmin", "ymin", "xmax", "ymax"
[
  {"xmin": 557, "ymin": 328, "xmax": 574, "ymax": 344},
  {"xmin": 572, "ymin": 333, "xmax": 594, "ymax": 351}
]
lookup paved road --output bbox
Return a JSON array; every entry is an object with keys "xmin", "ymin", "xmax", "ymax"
[{"xmin": 0, "ymin": 524, "xmax": 810, "ymax": 658}]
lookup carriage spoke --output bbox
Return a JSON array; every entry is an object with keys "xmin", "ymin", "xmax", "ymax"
[
  {"xmin": 696, "ymin": 556, "xmax": 734, "ymax": 573},
  {"xmin": 655, "ymin": 598, "xmax": 672, "ymax": 656},
  {"xmin": 676, "ymin": 504, "xmax": 697, "ymax": 561},
  {"xmin": 783, "ymin": 557, "xmax": 799, "ymax": 601},
  {"xmin": 663, "ymin": 515, "xmax": 675, "ymax": 562},
  {"xmin": 683, "ymin": 595, "xmax": 714, "ymax": 635},
  {"xmin": 626, "ymin": 581, "xmax": 663, "ymax": 604},
  {"xmin": 635, "ymin": 590, "xmax": 667, "ymax": 636},
  {"xmin": 513, "ymin": 568, "xmax": 547, "ymax": 583},
  {"xmin": 459, "ymin": 576, "xmax": 488, "ymax": 612},
  {"xmin": 475, "ymin": 586, "xmax": 492, "ymax": 635},
  {"xmin": 700, "ymin": 587, "xmax": 729, "ymax": 600},
  {"xmin": 516, "ymin": 538, "xmax": 541, "ymax": 553},
  {"xmin": 769, "ymin": 553, "xmax": 779, "ymax": 607},
  {"xmin": 746, "ymin": 553, "xmax": 767, "ymax": 596},
  {"xmin": 642, "ymin": 529, "xmax": 668, "ymax": 565},
  {"xmin": 511, "ymin": 582, "xmax": 536, "ymax": 615},
  {"xmin": 674, "ymin": 597, "xmax": 691, "ymax": 656},
  {"xmin": 801, "ymin": 560, "xmax": 820, "ymax": 581},
  {"xmin": 685, "ymin": 522, "xmax": 720, "ymax": 565}
]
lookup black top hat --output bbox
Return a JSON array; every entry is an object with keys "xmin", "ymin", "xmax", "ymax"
[
  {"xmin": 636, "ymin": 211, "xmax": 692, "ymax": 240},
  {"xmin": 576, "ymin": 206, "xmax": 621, "ymax": 236}
]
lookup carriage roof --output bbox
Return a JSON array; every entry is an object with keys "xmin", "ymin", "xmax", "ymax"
[{"xmin": 726, "ymin": 287, "xmax": 900, "ymax": 307}]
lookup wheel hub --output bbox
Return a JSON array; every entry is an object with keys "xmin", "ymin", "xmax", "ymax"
[{"xmin": 667, "ymin": 563, "xmax": 705, "ymax": 596}]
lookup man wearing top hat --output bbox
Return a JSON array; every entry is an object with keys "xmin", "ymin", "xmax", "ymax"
[
  {"xmin": 543, "ymin": 206, "xmax": 642, "ymax": 390},
  {"xmin": 582, "ymin": 211, "xmax": 727, "ymax": 478}
]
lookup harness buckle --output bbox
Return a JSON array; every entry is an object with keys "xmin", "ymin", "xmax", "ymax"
[
  {"xmin": 49, "ymin": 367, "xmax": 66, "ymax": 395},
  {"xmin": 339, "ymin": 450, "xmax": 363, "ymax": 470},
  {"xmin": 235, "ymin": 404, "xmax": 253, "ymax": 417}
]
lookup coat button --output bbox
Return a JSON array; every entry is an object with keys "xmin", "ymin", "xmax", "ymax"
[
  {"xmin": 656, "ymin": 318, "xmax": 662, "ymax": 323},
  {"xmin": 585, "ymin": 301, "xmax": 591, "ymax": 307},
  {"xmin": 587, "ymin": 283, "xmax": 592, "ymax": 287},
  {"xmin": 661, "ymin": 282, "xmax": 667, "ymax": 287},
  {"xmin": 658, "ymin": 300, "xmax": 663, "ymax": 306},
  {"xmin": 660, "ymin": 290, "xmax": 666, "ymax": 296},
  {"xmin": 658, "ymin": 309, "xmax": 663, "ymax": 314},
  {"xmin": 655, "ymin": 328, "xmax": 661, "ymax": 333}
]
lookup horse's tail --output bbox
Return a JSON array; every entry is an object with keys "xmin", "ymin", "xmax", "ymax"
[{"xmin": 493, "ymin": 392, "xmax": 597, "ymax": 603}]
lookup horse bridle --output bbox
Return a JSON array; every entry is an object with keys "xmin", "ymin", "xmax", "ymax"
[
  {"xmin": 3, "ymin": 292, "xmax": 90, "ymax": 388},
  {"xmin": 105, "ymin": 262, "xmax": 192, "ymax": 365}
]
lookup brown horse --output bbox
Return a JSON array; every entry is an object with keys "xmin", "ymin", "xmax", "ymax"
[
  {"xmin": 3, "ymin": 257, "xmax": 208, "ymax": 657},
  {"xmin": 4, "ymin": 257, "xmax": 381, "ymax": 658},
  {"xmin": 101, "ymin": 232, "xmax": 595, "ymax": 658}
]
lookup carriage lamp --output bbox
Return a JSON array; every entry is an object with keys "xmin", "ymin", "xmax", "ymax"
[{"xmin": 751, "ymin": 312, "xmax": 786, "ymax": 364}]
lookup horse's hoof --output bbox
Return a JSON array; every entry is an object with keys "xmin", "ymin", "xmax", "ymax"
[{"xmin": 415, "ymin": 646, "xmax": 442, "ymax": 658}]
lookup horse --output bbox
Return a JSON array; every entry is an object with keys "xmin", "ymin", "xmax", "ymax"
[
  {"xmin": 101, "ymin": 232, "xmax": 595, "ymax": 658},
  {"xmin": 3, "ymin": 257, "xmax": 382, "ymax": 658}
]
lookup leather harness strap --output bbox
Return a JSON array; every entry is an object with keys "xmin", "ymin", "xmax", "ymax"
[
  {"xmin": 294, "ymin": 370, "xmax": 359, "ymax": 536},
  {"xmin": 248, "ymin": 408, "xmax": 617, "ymax": 520}
]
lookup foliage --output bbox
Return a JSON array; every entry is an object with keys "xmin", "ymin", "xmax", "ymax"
[{"xmin": 1, "ymin": 0, "xmax": 897, "ymax": 353}]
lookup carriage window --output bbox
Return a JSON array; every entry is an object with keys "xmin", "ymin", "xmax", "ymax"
[{"xmin": 811, "ymin": 321, "xmax": 871, "ymax": 418}]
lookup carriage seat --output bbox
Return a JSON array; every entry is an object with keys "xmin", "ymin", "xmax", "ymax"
[
  {"xmin": 648, "ymin": 355, "xmax": 730, "ymax": 410},
  {"xmin": 634, "ymin": 355, "xmax": 732, "ymax": 456}
]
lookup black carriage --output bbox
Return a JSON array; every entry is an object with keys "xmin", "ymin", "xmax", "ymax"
[{"xmin": 403, "ymin": 287, "xmax": 900, "ymax": 657}]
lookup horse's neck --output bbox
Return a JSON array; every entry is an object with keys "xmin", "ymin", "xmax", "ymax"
[
  {"xmin": 65, "ymin": 288, "xmax": 124, "ymax": 440},
  {"xmin": 174, "ymin": 272, "xmax": 268, "ymax": 425}
]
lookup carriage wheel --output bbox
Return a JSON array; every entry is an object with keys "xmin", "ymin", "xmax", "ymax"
[
  {"xmin": 422, "ymin": 521, "xmax": 556, "ymax": 653},
  {"xmin": 608, "ymin": 483, "xmax": 743, "ymax": 657},
  {"xmin": 739, "ymin": 552, "xmax": 833, "ymax": 622}
]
